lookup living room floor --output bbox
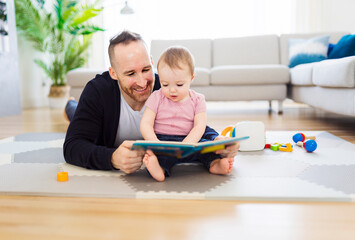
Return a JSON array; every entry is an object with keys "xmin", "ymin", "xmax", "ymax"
[
  {"xmin": 1, "ymin": 99, "xmax": 355, "ymax": 143},
  {"xmin": 1, "ymin": 99, "xmax": 354, "ymax": 239}
]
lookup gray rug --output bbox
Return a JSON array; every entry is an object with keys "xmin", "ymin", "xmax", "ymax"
[{"xmin": 0, "ymin": 131, "xmax": 354, "ymax": 201}]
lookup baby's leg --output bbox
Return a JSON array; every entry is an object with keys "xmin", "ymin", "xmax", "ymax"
[
  {"xmin": 143, "ymin": 150, "xmax": 165, "ymax": 182},
  {"xmin": 209, "ymin": 158, "xmax": 234, "ymax": 175}
]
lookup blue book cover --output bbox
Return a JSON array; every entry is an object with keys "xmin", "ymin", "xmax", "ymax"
[{"xmin": 131, "ymin": 136, "xmax": 249, "ymax": 158}]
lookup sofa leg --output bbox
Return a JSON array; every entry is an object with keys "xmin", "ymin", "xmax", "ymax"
[
  {"xmin": 268, "ymin": 100, "xmax": 272, "ymax": 113},
  {"xmin": 278, "ymin": 100, "xmax": 283, "ymax": 114}
]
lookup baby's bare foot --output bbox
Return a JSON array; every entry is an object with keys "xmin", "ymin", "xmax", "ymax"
[
  {"xmin": 143, "ymin": 150, "xmax": 165, "ymax": 182},
  {"xmin": 209, "ymin": 158, "xmax": 234, "ymax": 175}
]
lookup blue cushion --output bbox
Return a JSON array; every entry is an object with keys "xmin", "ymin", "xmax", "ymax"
[
  {"xmin": 328, "ymin": 34, "xmax": 355, "ymax": 59},
  {"xmin": 288, "ymin": 35, "xmax": 330, "ymax": 68},
  {"xmin": 327, "ymin": 43, "xmax": 335, "ymax": 56}
]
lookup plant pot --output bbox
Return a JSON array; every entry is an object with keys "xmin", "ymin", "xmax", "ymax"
[{"xmin": 48, "ymin": 85, "xmax": 70, "ymax": 108}]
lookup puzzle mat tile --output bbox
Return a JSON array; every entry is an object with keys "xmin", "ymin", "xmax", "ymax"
[
  {"xmin": 0, "ymin": 163, "xmax": 136, "ymax": 198},
  {"xmin": 0, "ymin": 131, "xmax": 354, "ymax": 202}
]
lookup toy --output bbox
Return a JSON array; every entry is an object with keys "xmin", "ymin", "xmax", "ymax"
[
  {"xmin": 221, "ymin": 121, "xmax": 265, "ymax": 151},
  {"xmin": 221, "ymin": 126, "xmax": 234, "ymax": 137},
  {"xmin": 268, "ymin": 143, "xmax": 293, "ymax": 152},
  {"xmin": 279, "ymin": 143, "xmax": 293, "ymax": 152},
  {"xmin": 296, "ymin": 139, "xmax": 317, "ymax": 152},
  {"xmin": 57, "ymin": 172, "xmax": 69, "ymax": 182},
  {"xmin": 292, "ymin": 133, "xmax": 316, "ymax": 143},
  {"xmin": 270, "ymin": 143, "xmax": 280, "ymax": 151}
]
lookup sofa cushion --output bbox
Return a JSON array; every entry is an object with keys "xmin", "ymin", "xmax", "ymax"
[
  {"xmin": 328, "ymin": 43, "xmax": 335, "ymax": 55},
  {"xmin": 210, "ymin": 65, "xmax": 289, "ymax": 85},
  {"xmin": 288, "ymin": 35, "xmax": 330, "ymax": 68},
  {"xmin": 192, "ymin": 85, "xmax": 286, "ymax": 101},
  {"xmin": 312, "ymin": 56, "xmax": 355, "ymax": 88},
  {"xmin": 150, "ymin": 39, "xmax": 212, "ymax": 68},
  {"xmin": 67, "ymin": 68, "xmax": 105, "ymax": 87},
  {"xmin": 328, "ymin": 34, "xmax": 355, "ymax": 59},
  {"xmin": 213, "ymin": 35, "xmax": 280, "ymax": 66},
  {"xmin": 290, "ymin": 63, "xmax": 316, "ymax": 86},
  {"xmin": 280, "ymin": 32, "xmax": 349, "ymax": 65},
  {"xmin": 191, "ymin": 67, "xmax": 210, "ymax": 86}
]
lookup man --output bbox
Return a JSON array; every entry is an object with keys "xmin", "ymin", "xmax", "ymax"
[{"xmin": 64, "ymin": 30, "xmax": 239, "ymax": 174}]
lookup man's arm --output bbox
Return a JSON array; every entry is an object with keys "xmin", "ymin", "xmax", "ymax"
[{"xmin": 63, "ymin": 80, "xmax": 118, "ymax": 170}]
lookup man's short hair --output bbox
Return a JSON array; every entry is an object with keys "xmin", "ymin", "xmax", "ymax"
[
  {"xmin": 157, "ymin": 46, "xmax": 195, "ymax": 76},
  {"xmin": 108, "ymin": 30, "xmax": 144, "ymax": 66}
]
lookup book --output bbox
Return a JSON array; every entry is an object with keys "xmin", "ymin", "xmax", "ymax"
[{"xmin": 131, "ymin": 136, "xmax": 249, "ymax": 158}]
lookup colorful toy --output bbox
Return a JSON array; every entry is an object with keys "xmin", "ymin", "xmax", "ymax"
[
  {"xmin": 57, "ymin": 172, "xmax": 69, "ymax": 182},
  {"xmin": 221, "ymin": 126, "xmax": 235, "ymax": 137},
  {"xmin": 268, "ymin": 143, "xmax": 293, "ymax": 152},
  {"xmin": 279, "ymin": 143, "xmax": 293, "ymax": 152},
  {"xmin": 270, "ymin": 143, "xmax": 280, "ymax": 151},
  {"xmin": 221, "ymin": 121, "xmax": 265, "ymax": 151},
  {"xmin": 296, "ymin": 139, "xmax": 317, "ymax": 152},
  {"xmin": 292, "ymin": 133, "xmax": 316, "ymax": 143}
]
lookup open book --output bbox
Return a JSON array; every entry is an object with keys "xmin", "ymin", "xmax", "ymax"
[{"xmin": 131, "ymin": 136, "xmax": 249, "ymax": 158}]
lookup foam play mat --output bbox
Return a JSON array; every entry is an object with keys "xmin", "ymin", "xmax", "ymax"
[{"xmin": 0, "ymin": 131, "xmax": 354, "ymax": 202}]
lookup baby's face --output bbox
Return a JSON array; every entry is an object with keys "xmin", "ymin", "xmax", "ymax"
[{"xmin": 158, "ymin": 64, "xmax": 194, "ymax": 102}]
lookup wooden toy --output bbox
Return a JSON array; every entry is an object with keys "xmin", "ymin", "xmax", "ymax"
[
  {"xmin": 270, "ymin": 143, "xmax": 280, "ymax": 151},
  {"xmin": 221, "ymin": 126, "xmax": 234, "ymax": 137},
  {"xmin": 296, "ymin": 139, "xmax": 317, "ymax": 152},
  {"xmin": 57, "ymin": 172, "xmax": 69, "ymax": 182},
  {"xmin": 292, "ymin": 133, "xmax": 316, "ymax": 143},
  {"xmin": 279, "ymin": 143, "xmax": 293, "ymax": 152}
]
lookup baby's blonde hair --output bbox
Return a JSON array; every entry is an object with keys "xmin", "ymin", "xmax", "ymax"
[{"xmin": 157, "ymin": 46, "xmax": 195, "ymax": 76}]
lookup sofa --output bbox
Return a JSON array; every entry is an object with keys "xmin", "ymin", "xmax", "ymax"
[{"xmin": 67, "ymin": 32, "xmax": 355, "ymax": 116}]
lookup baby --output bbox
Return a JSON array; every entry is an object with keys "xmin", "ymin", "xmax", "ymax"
[{"xmin": 140, "ymin": 46, "xmax": 234, "ymax": 181}]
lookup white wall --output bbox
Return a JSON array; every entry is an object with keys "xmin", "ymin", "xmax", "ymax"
[
  {"xmin": 0, "ymin": 0, "xmax": 21, "ymax": 116},
  {"xmin": 320, "ymin": 0, "xmax": 355, "ymax": 33},
  {"xmin": 17, "ymin": 39, "xmax": 50, "ymax": 108}
]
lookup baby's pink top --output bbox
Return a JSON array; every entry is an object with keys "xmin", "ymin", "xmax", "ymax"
[{"xmin": 145, "ymin": 89, "xmax": 206, "ymax": 135}]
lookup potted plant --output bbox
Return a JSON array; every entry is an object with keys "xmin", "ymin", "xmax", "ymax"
[
  {"xmin": 14, "ymin": 0, "xmax": 103, "ymax": 108},
  {"xmin": 0, "ymin": 0, "xmax": 8, "ymax": 43}
]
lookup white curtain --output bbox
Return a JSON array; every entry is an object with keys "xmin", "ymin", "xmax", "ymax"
[{"xmin": 90, "ymin": 0, "xmax": 322, "ymax": 68}]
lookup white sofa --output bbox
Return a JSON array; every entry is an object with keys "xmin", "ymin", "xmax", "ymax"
[
  {"xmin": 67, "ymin": 32, "xmax": 355, "ymax": 116},
  {"xmin": 150, "ymin": 35, "xmax": 289, "ymax": 113},
  {"xmin": 280, "ymin": 32, "xmax": 355, "ymax": 116}
]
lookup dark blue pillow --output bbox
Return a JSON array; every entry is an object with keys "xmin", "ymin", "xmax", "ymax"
[
  {"xmin": 328, "ymin": 34, "xmax": 355, "ymax": 59},
  {"xmin": 327, "ymin": 43, "xmax": 335, "ymax": 55}
]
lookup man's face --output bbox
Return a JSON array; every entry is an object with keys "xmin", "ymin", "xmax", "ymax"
[{"xmin": 109, "ymin": 41, "xmax": 154, "ymax": 108}]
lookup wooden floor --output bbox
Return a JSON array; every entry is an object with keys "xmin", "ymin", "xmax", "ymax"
[{"xmin": 0, "ymin": 100, "xmax": 354, "ymax": 239}]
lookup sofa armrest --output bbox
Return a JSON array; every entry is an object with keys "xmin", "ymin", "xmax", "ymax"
[{"xmin": 312, "ymin": 56, "xmax": 355, "ymax": 88}]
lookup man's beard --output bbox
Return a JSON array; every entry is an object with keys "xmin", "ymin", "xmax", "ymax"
[{"xmin": 119, "ymin": 80, "xmax": 154, "ymax": 104}]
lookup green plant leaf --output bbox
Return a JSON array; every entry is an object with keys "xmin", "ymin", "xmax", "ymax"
[
  {"xmin": 69, "ymin": 25, "xmax": 104, "ymax": 35},
  {"xmin": 14, "ymin": 0, "xmax": 50, "ymax": 52},
  {"xmin": 34, "ymin": 59, "xmax": 51, "ymax": 78},
  {"xmin": 15, "ymin": 0, "xmax": 104, "ymax": 85}
]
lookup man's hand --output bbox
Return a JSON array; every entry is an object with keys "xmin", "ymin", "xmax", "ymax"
[
  {"xmin": 214, "ymin": 135, "xmax": 240, "ymax": 158},
  {"xmin": 111, "ymin": 140, "xmax": 144, "ymax": 174}
]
